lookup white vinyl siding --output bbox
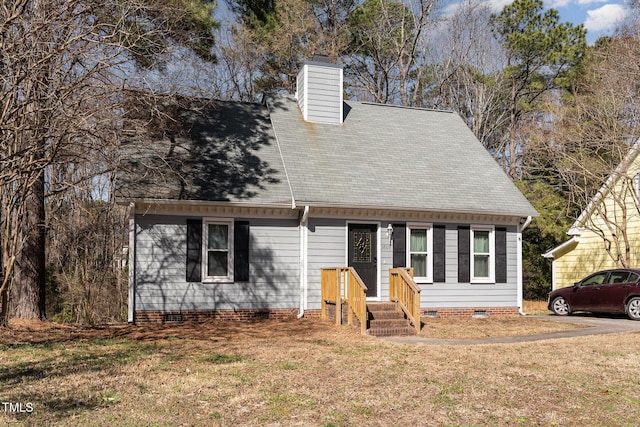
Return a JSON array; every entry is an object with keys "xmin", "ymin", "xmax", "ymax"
[
  {"xmin": 296, "ymin": 62, "xmax": 343, "ymax": 124},
  {"xmin": 134, "ymin": 215, "xmax": 299, "ymax": 312},
  {"xmin": 416, "ymin": 225, "xmax": 517, "ymax": 308}
]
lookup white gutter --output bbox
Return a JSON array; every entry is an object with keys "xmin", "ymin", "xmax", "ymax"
[
  {"xmin": 542, "ymin": 236, "xmax": 580, "ymax": 259},
  {"xmin": 297, "ymin": 206, "xmax": 310, "ymax": 318},
  {"xmin": 115, "ymin": 198, "xmax": 294, "ymax": 210},
  {"xmin": 294, "ymin": 200, "xmax": 536, "ymax": 218},
  {"xmin": 542, "ymin": 236, "xmax": 580, "ymax": 291}
]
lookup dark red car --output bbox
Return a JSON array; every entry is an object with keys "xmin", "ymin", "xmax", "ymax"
[{"xmin": 548, "ymin": 269, "xmax": 640, "ymax": 320}]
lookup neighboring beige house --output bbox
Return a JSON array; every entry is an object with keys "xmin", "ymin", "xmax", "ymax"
[{"xmin": 544, "ymin": 141, "xmax": 640, "ymax": 290}]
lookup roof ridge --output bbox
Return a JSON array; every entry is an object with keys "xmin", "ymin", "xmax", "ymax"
[{"xmin": 357, "ymin": 101, "xmax": 453, "ymax": 114}]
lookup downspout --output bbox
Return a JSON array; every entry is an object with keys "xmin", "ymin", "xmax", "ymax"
[
  {"xmin": 517, "ymin": 216, "xmax": 532, "ymax": 315},
  {"xmin": 127, "ymin": 202, "xmax": 136, "ymax": 324},
  {"xmin": 297, "ymin": 205, "xmax": 310, "ymax": 319}
]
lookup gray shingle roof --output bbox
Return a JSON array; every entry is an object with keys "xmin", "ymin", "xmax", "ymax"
[
  {"xmin": 115, "ymin": 93, "xmax": 537, "ymax": 218},
  {"xmin": 266, "ymin": 94, "xmax": 537, "ymax": 217},
  {"xmin": 115, "ymin": 97, "xmax": 293, "ymax": 206}
]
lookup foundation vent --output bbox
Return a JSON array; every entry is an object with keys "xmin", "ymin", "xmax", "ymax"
[{"xmin": 164, "ymin": 313, "xmax": 184, "ymax": 323}]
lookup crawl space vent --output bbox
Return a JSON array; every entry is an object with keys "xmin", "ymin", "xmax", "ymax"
[
  {"xmin": 472, "ymin": 310, "xmax": 488, "ymax": 318},
  {"xmin": 164, "ymin": 314, "xmax": 184, "ymax": 323}
]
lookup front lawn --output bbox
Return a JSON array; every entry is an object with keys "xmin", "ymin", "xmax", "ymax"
[{"xmin": 1, "ymin": 314, "xmax": 638, "ymax": 426}]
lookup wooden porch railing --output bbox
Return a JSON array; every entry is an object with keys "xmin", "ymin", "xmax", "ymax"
[
  {"xmin": 321, "ymin": 267, "xmax": 368, "ymax": 335},
  {"xmin": 389, "ymin": 267, "xmax": 421, "ymax": 333}
]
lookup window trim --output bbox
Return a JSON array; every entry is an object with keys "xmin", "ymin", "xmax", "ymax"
[
  {"xmin": 202, "ymin": 218, "xmax": 234, "ymax": 283},
  {"xmin": 406, "ymin": 223, "xmax": 433, "ymax": 284},
  {"xmin": 470, "ymin": 225, "xmax": 495, "ymax": 284}
]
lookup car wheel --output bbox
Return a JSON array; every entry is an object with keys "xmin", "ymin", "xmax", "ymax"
[
  {"xmin": 626, "ymin": 297, "xmax": 640, "ymax": 321},
  {"xmin": 551, "ymin": 296, "xmax": 570, "ymax": 316}
]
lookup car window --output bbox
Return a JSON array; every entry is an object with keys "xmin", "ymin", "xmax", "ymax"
[
  {"xmin": 581, "ymin": 272, "xmax": 608, "ymax": 286},
  {"xmin": 629, "ymin": 273, "xmax": 640, "ymax": 283},
  {"xmin": 608, "ymin": 271, "xmax": 630, "ymax": 284}
]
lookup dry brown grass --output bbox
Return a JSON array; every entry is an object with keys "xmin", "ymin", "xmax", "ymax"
[
  {"xmin": 419, "ymin": 300, "xmax": 565, "ymax": 340},
  {"xmin": 523, "ymin": 299, "xmax": 551, "ymax": 315},
  {"xmin": 419, "ymin": 315, "xmax": 582, "ymax": 339},
  {"xmin": 1, "ymin": 310, "xmax": 639, "ymax": 427}
]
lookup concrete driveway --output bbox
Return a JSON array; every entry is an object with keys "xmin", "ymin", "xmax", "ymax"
[{"xmin": 382, "ymin": 314, "xmax": 640, "ymax": 346}]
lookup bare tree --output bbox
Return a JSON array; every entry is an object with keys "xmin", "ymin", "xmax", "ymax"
[
  {"xmin": 344, "ymin": 0, "xmax": 436, "ymax": 105},
  {"xmin": 429, "ymin": 0, "xmax": 508, "ymax": 149},
  {"xmin": 1, "ymin": 0, "xmax": 123, "ymax": 323},
  {"xmin": 223, "ymin": 0, "xmax": 358, "ymax": 96},
  {"xmin": 0, "ymin": 0, "xmax": 219, "ymax": 325},
  {"xmin": 209, "ymin": 24, "xmax": 268, "ymax": 101}
]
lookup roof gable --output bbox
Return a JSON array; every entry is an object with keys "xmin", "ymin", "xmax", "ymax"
[{"xmin": 569, "ymin": 139, "xmax": 640, "ymax": 235}]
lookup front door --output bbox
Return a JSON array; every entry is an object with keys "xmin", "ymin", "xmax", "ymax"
[{"xmin": 348, "ymin": 224, "xmax": 378, "ymax": 298}]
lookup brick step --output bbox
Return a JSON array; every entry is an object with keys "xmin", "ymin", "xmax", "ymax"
[
  {"xmin": 369, "ymin": 318, "xmax": 412, "ymax": 328},
  {"xmin": 368, "ymin": 310, "xmax": 404, "ymax": 320},
  {"xmin": 367, "ymin": 326, "xmax": 417, "ymax": 337},
  {"xmin": 366, "ymin": 302, "xmax": 417, "ymax": 337},
  {"xmin": 366, "ymin": 302, "xmax": 397, "ymax": 311}
]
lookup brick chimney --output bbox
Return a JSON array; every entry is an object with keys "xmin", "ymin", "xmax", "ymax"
[{"xmin": 295, "ymin": 55, "xmax": 344, "ymax": 125}]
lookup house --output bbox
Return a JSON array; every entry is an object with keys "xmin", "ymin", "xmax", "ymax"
[
  {"xmin": 543, "ymin": 141, "xmax": 640, "ymax": 290},
  {"xmin": 115, "ymin": 57, "xmax": 538, "ymax": 325}
]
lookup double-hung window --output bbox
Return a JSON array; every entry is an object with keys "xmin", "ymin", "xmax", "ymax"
[
  {"xmin": 204, "ymin": 219, "xmax": 234, "ymax": 282},
  {"xmin": 407, "ymin": 224, "xmax": 433, "ymax": 283},
  {"xmin": 471, "ymin": 225, "xmax": 494, "ymax": 283}
]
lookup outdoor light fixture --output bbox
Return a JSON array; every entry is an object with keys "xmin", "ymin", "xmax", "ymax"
[{"xmin": 386, "ymin": 223, "xmax": 393, "ymax": 245}]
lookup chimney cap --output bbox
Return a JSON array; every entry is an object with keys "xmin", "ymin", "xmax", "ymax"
[{"xmin": 311, "ymin": 54, "xmax": 332, "ymax": 63}]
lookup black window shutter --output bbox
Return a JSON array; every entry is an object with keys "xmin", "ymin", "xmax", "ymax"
[
  {"xmin": 186, "ymin": 219, "xmax": 202, "ymax": 282},
  {"xmin": 234, "ymin": 221, "xmax": 250, "ymax": 282},
  {"xmin": 458, "ymin": 226, "xmax": 470, "ymax": 283},
  {"xmin": 433, "ymin": 225, "xmax": 446, "ymax": 282},
  {"xmin": 392, "ymin": 224, "xmax": 406, "ymax": 268},
  {"xmin": 495, "ymin": 227, "xmax": 507, "ymax": 283}
]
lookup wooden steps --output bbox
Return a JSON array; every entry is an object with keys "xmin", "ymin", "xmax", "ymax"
[{"xmin": 366, "ymin": 302, "xmax": 417, "ymax": 337}]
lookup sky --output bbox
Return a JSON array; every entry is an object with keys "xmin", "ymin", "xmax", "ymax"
[{"xmin": 484, "ymin": 0, "xmax": 631, "ymax": 43}]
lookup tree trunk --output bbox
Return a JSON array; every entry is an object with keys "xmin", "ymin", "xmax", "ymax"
[
  {"xmin": 0, "ymin": 288, "xmax": 8, "ymax": 327},
  {"xmin": 0, "ymin": 214, "xmax": 6, "ymax": 326},
  {"xmin": 9, "ymin": 171, "xmax": 46, "ymax": 320}
]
